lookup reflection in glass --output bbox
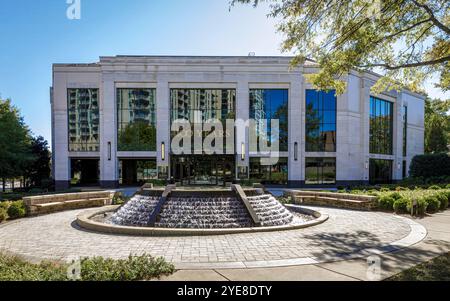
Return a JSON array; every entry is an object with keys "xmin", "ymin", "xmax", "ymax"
[
  {"xmin": 305, "ymin": 157, "xmax": 336, "ymax": 185},
  {"xmin": 117, "ymin": 89, "xmax": 156, "ymax": 151},
  {"xmin": 170, "ymin": 89, "xmax": 236, "ymax": 154},
  {"xmin": 305, "ymin": 90, "xmax": 337, "ymax": 152},
  {"xmin": 369, "ymin": 96, "xmax": 393, "ymax": 155},
  {"xmin": 249, "ymin": 89, "xmax": 288, "ymax": 152},
  {"xmin": 249, "ymin": 157, "xmax": 288, "ymax": 184},
  {"xmin": 119, "ymin": 159, "xmax": 158, "ymax": 185},
  {"xmin": 369, "ymin": 159, "xmax": 393, "ymax": 184},
  {"xmin": 68, "ymin": 88, "xmax": 100, "ymax": 152}
]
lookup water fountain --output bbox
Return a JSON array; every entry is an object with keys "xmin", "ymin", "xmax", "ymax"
[{"xmin": 79, "ymin": 184, "xmax": 327, "ymax": 236}]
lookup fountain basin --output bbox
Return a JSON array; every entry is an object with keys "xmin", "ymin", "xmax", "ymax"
[{"xmin": 76, "ymin": 204, "xmax": 328, "ymax": 236}]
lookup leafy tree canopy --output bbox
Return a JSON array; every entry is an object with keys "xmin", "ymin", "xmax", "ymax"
[
  {"xmin": 231, "ymin": 0, "xmax": 449, "ymax": 95},
  {"xmin": 0, "ymin": 98, "xmax": 33, "ymax": 179},
  {"xmin": 425, "ymin": 98, "xmax": 450, "ymax": 153}
]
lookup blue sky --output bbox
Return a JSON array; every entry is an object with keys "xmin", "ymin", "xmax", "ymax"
[{"xmin": 0, "ymin": 0, "xmax": 448, "ymax": 146}]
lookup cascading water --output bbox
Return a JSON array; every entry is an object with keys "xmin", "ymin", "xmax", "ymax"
[
  {"xmin": 156, "ymin": 197, "xmax": 253, "ymax": 229},
  {"xmin": 110, "ymin": 195, "xmax": 159, "ymax": 226},
  {"xmin": 247, "ymin": 194, "xmax": 294, "ymax": 226},
  {"xmin": 106, "ymin": 189, "xmax": 313, "ymax": 229}
]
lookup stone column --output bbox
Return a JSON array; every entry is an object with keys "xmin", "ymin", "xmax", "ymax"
[
  {"xmin": 53, "ymin": 73, "xmax": 71, "ymax": 190},
  {"xmin": 393, "ymin": 92, "xmax": 404, "ymax": 181},
  {"xmin": 288, "ymin": 76, "xmax": 303, "ymax": 187},
  {"xmin": 361, "ymin": 79, "xmax": 372, "ymax": 184},
  {"xmin": 99, "ymin": 77, "xmax": 118, "ymax": 188},
  {"xmin": 236, "ymin": 79, "xmax": 250, "ymax": 179},
  {"xmin": 156, "ymin": 79, "xmax": 170, "ymax": 179}
]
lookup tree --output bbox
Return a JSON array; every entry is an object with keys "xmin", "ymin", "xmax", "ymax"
[
  {"xmin": 231, "ymin": 0, "xmax": 449, "ymax": 94},
  {"xmin": 24, "ymin": 136, "xmax": 51, "ymax": 188},
  {"xmin": 425, "ymin": 98, "xmax": 450, "ymax": 153},
  {"xmin": 0, "ymin": 99, "xmax": 33, "ymax": 191}
]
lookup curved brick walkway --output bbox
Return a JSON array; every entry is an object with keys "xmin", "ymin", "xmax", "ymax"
[{"xmin": 0, "ymin": 206, "xmax": 426, "ymax": 269}]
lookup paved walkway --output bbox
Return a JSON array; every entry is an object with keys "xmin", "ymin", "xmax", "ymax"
[
  {"xmin": 163, "ymin": 210, "xmax": 450, "ymax": 281},
  {"xmin": 0, "ymin": 206, "xmax": 430, "ymax": 276}
]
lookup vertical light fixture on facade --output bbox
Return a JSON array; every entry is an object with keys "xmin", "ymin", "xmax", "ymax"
[
  {"xmin": 107, "ymin": 142, "xmax": 111, "ymax": 161},
  {"xmin": 241, "ymin": 143, "xmax": 245, "ymax": 161},
  {"xmin": 294, "ymin": 142, "xmax": 298, "ymax": 161},
  {"xmin": 161, "ymin": 142, "xmax": 166, "ymax": 161}
]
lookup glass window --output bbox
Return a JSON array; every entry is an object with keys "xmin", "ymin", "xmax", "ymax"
[
  {"xmin": 370, "ymin": 96, "xmax": 394, "ymax": 155},
  {"xmin": 402, "ymin": 106, "xmax": 408, "ymax": 157},
  {"xmin": 305, "ymin": 157, "xmax": 336, "ymax": 185},
  {"xmin": 250, "ymin": 89, "xmax": 289, "ymax": 152},
  {"xmin": 306, "ymin": 90, "xmax": 337, "ymax": 152},
  {"xmin": 68, "ymin": 88, "xmax": 100, "ymax": 152},
  {"xmin": 170, "ymin": 89, "xmax": 236, "ymax": 154},
  {"xmin": 369, "ymin": 159, "xmax": 393, "ymax": 184},
  {"xmin": 249, "ymin": 157, "xmax": 288, "ymax": 184},
  {"xmin": 117, "ymin": 88, "xmax": 156, "ymax": 151},
  {"xmin": 119, "ymin": 159, "xmax": 157, "ymax": 185}
]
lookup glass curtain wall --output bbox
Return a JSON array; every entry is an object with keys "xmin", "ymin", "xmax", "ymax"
[
  {"xmin": 117, "ymin": 89, "xmax": 157, "ymax": 151},
  {"xmin": 249, "ymin": 157, "xmax": 288, "ymax": 184},
  {"xmin": 249, "ymin": 89, "xmax": 289, "ymax": 152},
  {"xmin": 370, "ymin": 96, "xmax": 394, "ymax": 155},
  {"xmin": 305, "ymin": 90, "xmax": 337, "ymax": 152},
  {"xmin": 68, "ymin": 89, "xmax": 100, "ymax": 152},
  {"xmin": 170, "ymin": 89, "xmax": 236, "ymax": 154},
  {"xmin": 305, "ymin": 157, "xmax": 336, "ymax": 185},
  {"xmin": 369, "ymin": 159, "xmax": 393, "ymax": 184}
]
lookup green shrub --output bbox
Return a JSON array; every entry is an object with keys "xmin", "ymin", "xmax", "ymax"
[
  {"xmin": 436, "ymin": 192, "xmax": 449, "ymax": 211},
  {"xmin": 395, "ymin": 186, "xmax": 409, "ymax": 191},
  {"xmin": 0, "ymin": 208, "xmax": 7, "ymax": 223},
  {"xmin": 0, "ymin": 201, "xmax": 11, "ymax": 211},
  {"xmin": 378, "ymin": 195, "xmax": 395, "ymax": 211},
  {"xmin": 410, "ymin": 154, "xmax": 450, "ymax": 179},
  {"xmin": 80, "ymin": 254, "xmax": 175, "ymax": 281},
  {"xmin": 393, "ymin": 198, "xmax": 409, "ymax": 214},
  {"xmin": 407, "ymin": 198, "xmax": 427, "ymax": 216},
  {"xmin": 428, "ymin": 185, "xmax": 442, "ymax": 190},
  {"xmin": 0, "ymin": 255, "xmax": 68, "ymax": 281},
  {"xmin": 7, "ymin": 201, "xmax": 26, "ymax": 219},
  {"xmin": 380, "ymin": 187, "xmax": 390, "ymax": 192},
  {"xmin": 389, "ymin": 192, "xmax": 402, "ymax": 200},
  {"xmin": 423, "ymin": 196, "xmax": 441, "ymax": 214}
]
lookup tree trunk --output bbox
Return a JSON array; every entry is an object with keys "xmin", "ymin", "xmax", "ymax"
[
  {"xmin": 2, "ymin": 178, "xmax": 5, "ymax": 193},
  {"xmin": 12, "ymin": 179, "xmax": 14, "ymax": 191}
]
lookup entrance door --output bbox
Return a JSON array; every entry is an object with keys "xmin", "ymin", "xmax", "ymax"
[{"xmin": 171, "ymin": 155, "xmax": 235, "ymax": 186}]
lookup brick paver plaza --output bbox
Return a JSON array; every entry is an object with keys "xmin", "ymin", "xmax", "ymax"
[{"xmin": 0, "ymin": 207, "xmax": 427, "ymax": 269}]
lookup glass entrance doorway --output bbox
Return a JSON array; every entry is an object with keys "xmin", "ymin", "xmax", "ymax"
[{"xmin": 171, "ymin": 155, "xmax": 235, "ymax": 186}]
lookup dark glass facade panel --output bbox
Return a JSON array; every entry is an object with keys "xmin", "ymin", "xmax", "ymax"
[
  {"xmin": 249, "ymin": 157, "xmax": 288, "ymax": 184},
  {"xmin": 68, "ymin": 89, "xmax": 100, "ymax": 152},
  {"xmin": 305, "ymin": 157, "xmax": 336, "ymax": 185},
  {"xmin": 117, "ymin": 89, "xmax": 156, "ymax": 151},
  {"xmin": 249, "ymin": 89, "xmax": 288, "ymax": 152},
  {"xmin": 370, "ymin": 96, "xmax": 394, "ymax": 155},
  {"xmin": 119, "ymin": 159, "xmax": 157, "ymax": 185},
  {"xmin": 402, "ymin": 106, "xmax": 408, "ymax": 157},
  {"xmin": 369, "ymin": 159, "xmax": 393, "ymax": 184},
  {"xmin": 170, "ymin": 89, "xmax": 236, "ymax": 153},
  {"xmin": 305, "ymin": 90, "xmax": 337, "ymax": 152}
]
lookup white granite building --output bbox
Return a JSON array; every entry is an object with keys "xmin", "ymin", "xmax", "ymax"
[{"xmin": 51, "ymin": 56, "xmax": 425, "ymax": 189}]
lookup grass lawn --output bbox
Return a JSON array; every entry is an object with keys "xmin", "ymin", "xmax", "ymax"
[{"xmin": 386, "ymin": 252, "xmax": 450, "ymax": 281}]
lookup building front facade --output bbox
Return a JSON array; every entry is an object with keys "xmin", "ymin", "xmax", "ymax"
[{"xmin": 51, "ymin": 56, "xmax": 425, "ymax": 189}]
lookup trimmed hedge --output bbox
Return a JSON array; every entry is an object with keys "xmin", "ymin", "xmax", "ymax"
[
  {"xmin": 423, "ymin": 195, "xmax": 441, "ymax": 213},
  {"xmin": 393, "ymin": 198, "xmax": 409, "ymax": 214},
  {"xmin": 0, "ymin": 208, "xmax": 7, "ymax": 223},
  {"xmin": 410, "ymin": 154, "xmax": 450, "ymax": 178},
  {"xmin": 6, "ymin": 201, "xmax": 26, "ymax": 220}
]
